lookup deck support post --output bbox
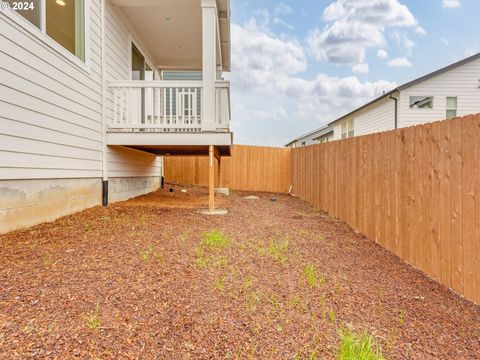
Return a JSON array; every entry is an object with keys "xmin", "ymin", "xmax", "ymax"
[
  {"xmin": 209, "ymin": 145, "xmax": 215, "ymax": 212},
  {"xmin": 217, "ymin": 157, "xmax": 222, "ymax": 188}
]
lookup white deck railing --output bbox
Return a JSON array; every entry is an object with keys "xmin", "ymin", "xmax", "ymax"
[{"xmin": 107, "ymin": 80, "xmax": 230, "ymax": 132}]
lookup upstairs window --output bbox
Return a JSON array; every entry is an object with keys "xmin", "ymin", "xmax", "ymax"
[
  {"xmin": 3, "ymin": 0, "xmax": 40, "ymax": 27},
  {"xmin": 46, "ymin": 0, "xmax": 85, "ymax": 61},
  {"xmin": 3, "ymin": 0, "xmax": 85, "ymax": 62},
  {"xmin": 446, "ymin": 97, "xmax": 457, "ymax": 119},
  {"xmin": 409, "ymin": 96, "xmax": 433, "ymax": 109},
  {"xmin": 341, "ymin": 118, "xmax": 354, "ymax": 139}
]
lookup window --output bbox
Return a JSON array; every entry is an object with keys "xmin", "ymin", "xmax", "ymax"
[
  {"xmin": 4, "ymin": 0, "xmax": 40, "ymax": 27},
  {"xmin": 301, "ymin": 141, "xmax": 306, "ymax": 146},
  {"xmin": 446, "ymin": 97, "xmax": 457, "ymax": 119},
  {"xmin": 341, "ymin": 119, "xmax": 354, "ymax": 139},
  {"xmin": 4, "ymin": 0, "xmax": 85, "ymax": 61},
  {"xmin": 409, "ymin": 96, "xmax": 433, "ymax": 109}
]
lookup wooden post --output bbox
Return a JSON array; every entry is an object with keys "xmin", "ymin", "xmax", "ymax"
[
  {"xmin": 209, "ymin": 145, "xmax": 215, "ymax": 211},
  {"xmin": 217, "ymin": 157, "xmax": 222, "ymax": 188}
]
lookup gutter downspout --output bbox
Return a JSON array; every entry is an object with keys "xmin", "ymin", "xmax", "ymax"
[
  {"xmin": 101, "ymin": 0, "xmax": 108, "ymax": 206},
  {"xmin": 389, "ymin": 93, "xmax": 398, "ymax": 129}
]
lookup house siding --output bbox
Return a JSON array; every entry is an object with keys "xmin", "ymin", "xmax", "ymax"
[
  {"xmin": 332, "ymin": 98, "xmax": 395, "ymax": 141},
  {"xmin": 354, "ymin": 97, "xmax": 395, "ymax": 136},
  {"xmin": 399, "ymin": 58, "xmax": 480, "ymax": 127},
  {"xmin": 0, "ymin": 2, "xmax": 103, "ymax": 179},
  {"xmin": 104, "ymin": 1, "xmax": 162, "ymax": 178},
  {"xmin": 330, "ymin": 57, "xmax": 480, "ymax": 141},
  {"xmin": 0, "ymin": 0, "xmax": 161, "ymax": 233}
]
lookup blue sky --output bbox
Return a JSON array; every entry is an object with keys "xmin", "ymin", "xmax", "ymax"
[{"xmin": 228, "ymin": 0, "xmax": 479, "ymax": 145}]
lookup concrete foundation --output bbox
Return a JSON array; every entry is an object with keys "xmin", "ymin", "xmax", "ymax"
[
  {"xmin": 108, "ymin": 176, "xmax": 160, "ymax": 203},
  {"xmin": 214, "ymin": 187, "xmax": 230, "ymax": 195},
  {"xmin": 0, "ymin": 178, "xmax": 102, "ymax": 234},
  {"xmin": 0, "ymin": 176, "xmax": 160, "ymax": 234}
]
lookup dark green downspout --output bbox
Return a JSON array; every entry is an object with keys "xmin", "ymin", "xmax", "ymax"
[{"xmin": 389, "ymin": 94, "xmax": 398, "ymax": 129}]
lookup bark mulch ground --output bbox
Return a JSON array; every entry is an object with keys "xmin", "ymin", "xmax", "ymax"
[{"xmin": 0, "ymin": 185, "xmax": 479, "ymax": 359}]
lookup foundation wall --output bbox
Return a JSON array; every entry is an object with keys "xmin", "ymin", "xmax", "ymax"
[{"xmin": 0, "ymin": 176, "xmax": 160, "ymax": 234}]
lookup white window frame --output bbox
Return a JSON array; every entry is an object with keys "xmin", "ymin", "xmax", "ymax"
[
  {"xmin": 409, "ymin": 96, "xmax": 434, "ymax": 109},
  {"xmin": 0, "ymin": 0, "xmax": 90, "ymax": 73},
  {"xmin": 341, "ymin": 118, "xmax": 354, "ymax": 139},
  {"xmin": 128, "ymin": 34, "xmax": 158, "ymax": 80},
  {"xmin": 446, "ymin": 96, "xmax": 457, "ymax": 119}
]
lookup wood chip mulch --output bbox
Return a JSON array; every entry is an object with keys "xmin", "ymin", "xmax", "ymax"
[{"xmin": 0, "ymin": 185, "xmax": 479, "ymax": 359}]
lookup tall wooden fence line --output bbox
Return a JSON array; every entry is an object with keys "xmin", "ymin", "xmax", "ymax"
[
  {"xmin": 291, "ymin": 114, "xmax": 480, "ymax": 304},
  {"xmin": 164, "ymin": 145, "xmax": 292, "ymax": 193}
]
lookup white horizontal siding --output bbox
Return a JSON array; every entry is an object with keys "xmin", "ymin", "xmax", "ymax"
[
  {"xmin": 104, "ymin": 2, "xmax": 162, "ymax": 178},
  {"xmin": 0, "ymin": 0, "xmax": 162, "ymax": 181},
  {"xmin": 107, "ymin": 146, "xmax": 161, "ymax": 178},
  {"xmin": 399, "ymin": 58, "xmax": 480, "ymax": 127},
  {"xmin": 354, "ymin": 97, "xmax": 395, "ymax": 136},
  {"xmin": 333, "ymin": 123, "xmax": 342, "ymax": 140},
  {"xmin": 0, "ymin": 0, "xmax": 103, "ymax": 180}
]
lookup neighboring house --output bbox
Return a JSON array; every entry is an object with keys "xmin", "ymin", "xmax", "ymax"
[
  {"xmin": 329, "ymin": 53, "xmax": 480, "ymax": 140},
  {"xmin": 285, "ymin": 125, "xmax": 334, "ymax": 148},
  {"xmin": 0, "ymin": 0, "xmax": 232, "ymax": 233}
]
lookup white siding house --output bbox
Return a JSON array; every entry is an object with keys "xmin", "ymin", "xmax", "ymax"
[
  {"xmin": 0, "ymin": 0, "xmax": 232, "ymax": 233},
  {"xmin": 329, "ymin": 54, "xmax": 480, "ymax": 140},
  {"xmin": 285, "ymin": 126, "xmax": 334, "ymax": 148}
]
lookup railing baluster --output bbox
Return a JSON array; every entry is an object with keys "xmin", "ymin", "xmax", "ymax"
[
  {"xmin": 169, "ymin": 87, "xmax": 173, "ymax": 125},
  {"xmin": 194, "ymin": 88, "xmax": 197, "ymax": 125},
  {"xmin": 163, "ymin": 88, "xmax": 166, "ymax": 125},
  {"xmin": 120, "ymin": 88, "xmax": 125, "ymax": 125},
  {"xmin": 106, "ymin": 81, "xmax": 228, "ymax": 131},
  {"xmin": 113, "ymin": 89, "xmax": 118, "ymax": 125},
  {"xmin": 156, "ymin": 87, "xmax": 160, "ymax": 125}
]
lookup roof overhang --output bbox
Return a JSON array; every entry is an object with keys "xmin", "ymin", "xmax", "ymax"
[{"xmin": 110, "ymin": 0, "xmax": 231, "ymax": 71}]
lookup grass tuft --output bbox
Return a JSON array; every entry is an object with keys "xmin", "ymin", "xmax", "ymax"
[
  {"xmin": 268, "ymin": 237, "xmax": 289, "ymax": 264},
  {"xmin": 303, "ymin": 263, "xmax": 317, "ymax": 287},
  {"xmin": 86, "ymin": 303, "xmax": 101, "ymax": 330},
  {"xmin": 338, "ymin": 329, "xmax": 384, "ymax": 360},
  {"xmin": 213, "ymin": 276, "xmax": 226, "ymax": 291},
  {"xmin": 327, "ymin": 308, "xmax": 336, "ymax": 323},
  {"xmin": 202, "ymin": 230, "xmax": 230, "ymax": 249},
  {"xmin": 140, "ymin": 245, "xmax": 154, "ymax": 261}
]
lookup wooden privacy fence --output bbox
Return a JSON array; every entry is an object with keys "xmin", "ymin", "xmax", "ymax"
[
  {"xmin": 164, "ymin": 145, "xmax": 291, "ymax": 193},
  {"xmin": 291, "ymin": 114, "xmax": 480, "ymax": 304}
]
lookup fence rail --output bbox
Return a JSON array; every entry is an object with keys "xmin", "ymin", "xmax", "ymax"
[{"xmin": 291, "ymin": 114, "xmax": 480, "ymax": 304}]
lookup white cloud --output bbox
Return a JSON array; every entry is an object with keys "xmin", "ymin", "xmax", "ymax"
[
  {"xmin": 272, "ymin": 3, "xmax": 295, "ymax": 29},
  {"xmin": 352, "ymin": 63, "xmax": 370, "ymax": 74},
  {"xmin": 307, "ymin": 0, "xmax": 419, "ymax": 64},
  {"xmin": 441, "ymin": 37, "xmax": 450, "ymax": 46},
  {"xmin": 273, "ymin": 17, "xmax": 294, "ymax": 30},
  {"xmin": 274, "ymin": 3, "xmax": 294, "ymax": 17},
  {"xmin": 232, "ymin": 20, "xmax": 307, "ymax": 76},
  {"xmin": 442, "ymin": 0, "xmax": 461, "ymax": 8},
  {"xmin": 391, "ymin": 31, "xmax": 416, "ymax": 55},
  {"xmin": 230, "ymin": 20, "xmax": 397, "ymax": 145},
  {"xmin": 388, "ymin": 57, "xmax": 412, "ymax": 67},
  {"xmin": 415, "ymin": 26, "xmax": 426, "ymax": 35},
  {"xmin": 377, "ymin": 49, "xmax": 389, "ymax": 59}
]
